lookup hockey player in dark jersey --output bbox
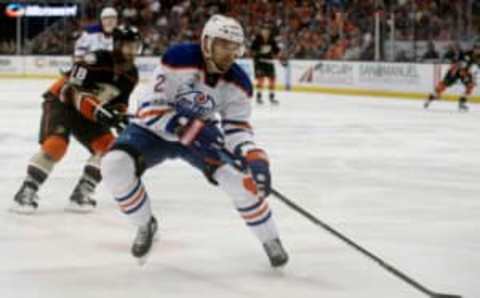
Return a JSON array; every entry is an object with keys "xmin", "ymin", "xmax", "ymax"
[
  {"xmin": 424, "ymin": 42, "xmax": 480, "ymax": 111},
  {"xmin": 251, "ymin": 25, "xmax": 281, "ymax": 105},
  {"xmin": 11, "ymin": 26, "xmax": 141, "ymax": 214}
]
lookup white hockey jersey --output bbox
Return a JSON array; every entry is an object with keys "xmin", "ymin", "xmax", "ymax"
[
  {"xmin": 133, "ymin": 43, "xmax": 258, "ymax": 156},
  {"xmin": 74, "ymin": 24, "xmax": 113, "ymax": 59}
]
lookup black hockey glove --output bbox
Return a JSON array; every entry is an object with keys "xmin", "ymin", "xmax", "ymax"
[{"xmin": 95, "ymin": 107, "xmax": 129, "ymax": 132}]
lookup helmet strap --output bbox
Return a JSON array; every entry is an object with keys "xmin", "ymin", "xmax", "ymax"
[{"xmin": 202, "ymin": 36, "xmax": 222, "ymax": 74}]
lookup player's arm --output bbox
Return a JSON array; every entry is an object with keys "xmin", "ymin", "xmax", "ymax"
[
  {"xmin": 73, "ymin": 32, "xmax": 91, "ymax": 62},
  {"xmin": 61, "ymin": 53, "xmax": 121, "ymax": 125},
  {"xmin": 136, "ymin": 63, "xmax": 224, "ymax": 160},
  {"xmin": 221, "ymin": 97, "xmax": 272, "ymax": 198}
]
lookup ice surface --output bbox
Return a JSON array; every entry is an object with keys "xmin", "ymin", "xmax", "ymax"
[{"xmin": 0, "ymin": 79, "xmax": 478, "ymax": 298}]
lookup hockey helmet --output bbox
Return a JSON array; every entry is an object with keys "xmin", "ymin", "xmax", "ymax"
[
  {"xmin": 201, "ymin": 14, "xmax": 245, "ymax": 58},
  {"xmin": 100, "ymin": 7, "xmax": 118, "ymax": 19},
  {"xmin": 113, "ymin": 25, "xmax": 143, "ymax": 54}
]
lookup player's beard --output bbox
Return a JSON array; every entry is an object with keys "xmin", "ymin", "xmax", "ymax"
[
  {"xmin": 113, "ymin": 50, "xmax": 134, "ymax": 69},
  {"xmin": 210, "ymin": 56, "xmax": 234, "ymax": 73}
]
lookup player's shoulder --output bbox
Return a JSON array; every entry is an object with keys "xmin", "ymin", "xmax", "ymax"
[
  {"xmin": 161, "ymin": 43, "xmax": 203, "ymax": 70},
  {"xmin": 223, "ymin": 63, "xmax": 253, "ymax": 98},
  {"xmin": 83, "ymin": 23, "xmax": 103, "ymax": 34},
  {"xmin": 81, "ymin": 50, "xmax": 113, "ymax": 66}
]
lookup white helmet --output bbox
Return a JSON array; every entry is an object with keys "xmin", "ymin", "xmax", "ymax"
[
  {"xmin": 201, "ymin": 14, "xmax": 245, "ymax": 58},
  {"xmin": 101, "ymin": 7, "xmax": 117, "ymax": 19}
]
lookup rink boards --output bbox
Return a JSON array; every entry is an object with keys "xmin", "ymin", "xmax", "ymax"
[{"xmin": 0, "ymin": 55, "xmax": 479, "ymax": 101}]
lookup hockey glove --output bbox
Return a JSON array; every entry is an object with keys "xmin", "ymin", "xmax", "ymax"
[
  {"xmin": 245, "ymin": 149, "xmax": 271, "ymax": 198},
  {"xmin": 95, "ymin": 107, "xmax": 129, "ymax": 132},
  {"xmin": 190, "ymin": 121, "xmax": 225, "ymax": 162},
  {"xmin": 166, "ymin": 116, "xmax": 224, "ymax": 161}
]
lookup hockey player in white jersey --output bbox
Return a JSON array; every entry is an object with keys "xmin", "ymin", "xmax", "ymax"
[
  {"xmin": 74, "ymin": 7, "xmax": 118, "ymax": 62},
  {"xmin": 101, "ymin": 14, "xmax": 289, "ymax": 267}
]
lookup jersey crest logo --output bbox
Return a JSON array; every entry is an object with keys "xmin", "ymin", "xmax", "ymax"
[{"xmin": 175, "ymin": 90, "xmax": 216, "ymax": 117}]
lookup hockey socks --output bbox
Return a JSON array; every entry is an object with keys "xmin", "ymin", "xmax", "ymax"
[
  {"xmin": 215, "ymin": 165, "xmax": 280, "ymax": 243},
  {"xmin": 114, "ymin": 178, "xmax": 152, "ymax": 225}
]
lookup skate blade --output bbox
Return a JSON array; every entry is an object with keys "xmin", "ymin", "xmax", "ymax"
[
  {"xmin": 133, "ymin": 235, "xmax": 159, "ymax": 266},
  {"xmin": 271, "ymin": 259, "xmax": 288, "ymax": 269},
  {"xmin": 136, "ymin": 255, "xmax": 149, "ymax": 266},
  {"xmin": 64, "ymin": 202, "xmax": 95, "ymax": 214},
  {"xmin": 9, "ymin": 205, "xmax": 37, "ymax": 215}
]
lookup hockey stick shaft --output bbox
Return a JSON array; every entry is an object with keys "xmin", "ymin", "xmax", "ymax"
[
  {"xmin": 219, "ymin": 149, "xmax": 461, "ymax": 298},
  {"xmin": 270, "ymin": 188, "xmax": 436, "ymax": 295},
  {"xmin": 83, "ymin": 97, "xmax": 128, "ymax": 130}
]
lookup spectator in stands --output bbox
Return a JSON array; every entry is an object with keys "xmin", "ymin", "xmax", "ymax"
[{"xmin": 4, "ymin": 0, "xmax": 479, "ymax": 62}]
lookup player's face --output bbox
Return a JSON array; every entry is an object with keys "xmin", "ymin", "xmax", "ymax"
[
  {"xmin": 211, "ymin": 38, "xmax": 243, "ymax": 73},
  {"xmin": 102, "ymin": 17, "xmax": 118, "ymax": 33},
  {"xmin": 121, "ymin": 41, "xmax": 141, "ymax": 62}
]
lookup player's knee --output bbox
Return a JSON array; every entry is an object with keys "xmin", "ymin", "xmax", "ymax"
[
  {"xmin": 435, "ymin": 83, "xmax": 446, "ymax": 94},
  {"xmin": 41, "ymin": 135, "xmax": 68, "ymax": 161},
  {"xmin": 101, "ymin": 150, "xmax": 136, "ymax": 193},
  {"xmin": 268, "ymin": 78, "xmax": 275, "ymax": 89},
  {"xmin": 243, "ymin": 176, "xmax": 258, "ymax": 196},
  {"xmin": 256, "ymin": 77, "xmax": 264, "ymax": 88},
  {"xmin": 215, "ymin": 165, "xmax": 257, "ymax": 199}
]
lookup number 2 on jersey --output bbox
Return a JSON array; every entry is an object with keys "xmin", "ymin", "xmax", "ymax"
[{"xmin": 154, "ymin": 74, "xmax": 166, "ymax": 92}]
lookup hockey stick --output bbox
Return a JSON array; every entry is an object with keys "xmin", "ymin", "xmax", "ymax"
[
  {"xmin": 83, "ymin": 96, "xmax": 129, "ymax": 131},
  {"xmin": 218, "ymin": 149, "xmax": 461, "ymax": 298},
  {"xmin": 92, "ymin": 100, "xmax": 461, "ymax": 297}
]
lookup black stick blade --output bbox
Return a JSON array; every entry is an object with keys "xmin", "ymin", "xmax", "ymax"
[{"xmin": 431, "ymin": 293, "xmax": 462, "ymax": 298}]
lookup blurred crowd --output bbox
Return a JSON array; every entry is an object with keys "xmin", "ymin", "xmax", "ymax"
[{"xmin": 0, "ymin": 0, "xmax": 478, "ymax": 62}]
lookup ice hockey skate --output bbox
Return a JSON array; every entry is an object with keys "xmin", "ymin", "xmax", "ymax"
[
  {"xmin": 11, "ymin": 182, "xmax": 39, "ymax": 214},
  {"xmin": 263, "ymin": 238, "xmax": 288, "ymax": 267},
  {"xmin": 65, "ymin": 179, "xmax": 97, "ymax": 213},
  {"xmin": 132, "ymin": 216, "xmax": 158, "ymax": 265},
  {"xmin": 458, "ymin": 97, "xmax": 469, "ymax": 112}
]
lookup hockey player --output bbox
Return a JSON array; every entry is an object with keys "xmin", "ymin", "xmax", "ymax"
[
  {"xmin": 74, "ymin": 7, "xmax": 118, "ymax": 62},
  {"xmin": 251, "ymin": 25, "xmax": 281, "ymax": 105},
  {"xmin": 424, "ymin": 42, "xmax": 480, "ymax": 111},
  {"xmin": 26, "ymin": 7, "xmax": 122, "ymax": 213},
  {"xmin": 12, "ymin": 26, "xmax": 141, "ymax": 214},
  {"xmin": 101, "ymin": 15, "xmax": 289, "ymax": 267}
]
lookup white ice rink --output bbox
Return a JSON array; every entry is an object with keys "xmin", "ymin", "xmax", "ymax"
[{"xmin": 0, "ymin": 79, "xmax": 479, "ymax": 298}]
